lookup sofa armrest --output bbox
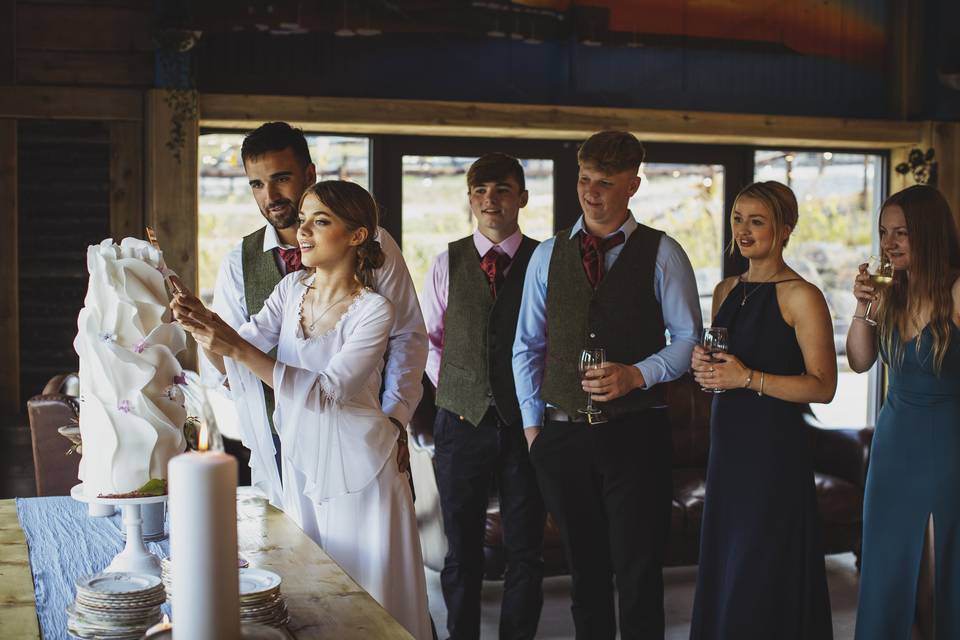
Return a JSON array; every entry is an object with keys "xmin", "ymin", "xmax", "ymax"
[
  {"xmin": 26, "ymin": 393, "xmax": 82, "ymax": 496},
  {"xmin": 806, "ymin": 414, "xmax": 874, "ymax": 489}
]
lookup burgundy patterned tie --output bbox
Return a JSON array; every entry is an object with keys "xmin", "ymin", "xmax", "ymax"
[
  {"xmin": 277, "ymin": 246, "xmax": 302, "ymax": 273},
  {"xmin": 580, "ymin": 231, "xmax": 625, "ymax": 288},
  {"xmin": 479, "ymin": 248, "xmax": 511, "ymax": 298}
]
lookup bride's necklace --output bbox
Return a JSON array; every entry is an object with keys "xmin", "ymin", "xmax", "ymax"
[
  {"xmin": 740, "ymin": 266, "xmax": 784, "ymax": 307},
  {"xmin": 307, "ymin": 288, "xmax": 358, "ymax": 332}
]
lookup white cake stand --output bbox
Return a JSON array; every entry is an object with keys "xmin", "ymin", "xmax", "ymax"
[{"xmin": 71, "ymin": 483, "xmax": 167, "ymax": 577}]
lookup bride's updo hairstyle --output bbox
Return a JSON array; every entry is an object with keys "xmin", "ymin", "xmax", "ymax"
[{"xmin": 300, "ymin": 180, "xmax": 386, "ymax": 289}]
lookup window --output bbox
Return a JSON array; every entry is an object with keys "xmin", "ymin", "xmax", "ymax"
[
  {"xmin": 197, "ymin": 132, "xmax": 370, "ymax": 302},
  {"xmin": 629, "ymin": 163, "xmax": 726, "ymax": 324},
  {"xmin": 755, "ymin": 150, "xmax": 885, "ymax": 427}
]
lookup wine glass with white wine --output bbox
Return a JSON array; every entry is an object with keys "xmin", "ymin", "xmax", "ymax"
[{"xmin": 859, "ymin": 255, "xmax": 894, "ymax": 326}]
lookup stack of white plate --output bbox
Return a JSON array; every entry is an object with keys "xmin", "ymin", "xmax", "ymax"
[
  {"xmin": 239, "ymin": 569, "xmax": 289, "ymax": 628},
  {"xmin": 160, "ymin": 558, "xmax": 173, "ymax": 599},
  {"xmin": 67, "ymin": 572, "xmax": 165, "ymax": 639},
  {"xmin": 161, "ymin": 556, "xmax": 249, "ymax": 601},
  {"xmin": 161, "ymin": 561, "xmax": 288, "ymax": 629}
]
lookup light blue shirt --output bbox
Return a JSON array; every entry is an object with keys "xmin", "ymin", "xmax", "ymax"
[{"xmin": 512, "ymin": 213, "xmax": 702, "ymax": 428}]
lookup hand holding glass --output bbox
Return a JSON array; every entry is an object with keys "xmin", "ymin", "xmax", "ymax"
[
  {"xmin": 857, "ymin": 255, "xmax": 893, "ymax": 326},
  {"xmin": 578, "ymin": 348, "xmax": 607, "ymax": 424},
  {"xmin": 700, "ymin": 327, "xmax": 729, "ymax": 394}
]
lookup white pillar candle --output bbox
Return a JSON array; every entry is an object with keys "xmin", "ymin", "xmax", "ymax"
[{"xmin": 168, "ymin": 446, "xmax": 240, "ymax": 639}]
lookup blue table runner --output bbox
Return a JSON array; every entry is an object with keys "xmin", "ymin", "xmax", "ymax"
[{"xmin": 15, "ymin": 497, "xmax": 171, "ymax": 640}]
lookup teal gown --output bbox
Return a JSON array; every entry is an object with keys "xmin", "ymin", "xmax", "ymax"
[{"xmin": 855, "ymin": 324, "xmax": 960, "ymax": 639}]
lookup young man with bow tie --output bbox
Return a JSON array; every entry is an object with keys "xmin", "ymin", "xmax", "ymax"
[
  {"xmin": 512, "ymin": 131, "xmax": 702, "ymax": 639},
  {"xmin": 422, "ymin": 153, "xmax": 546, "ymax": 640},
  {"xmin": 202, "ymin": 122, "xmax": 426, "ymax": 481}
]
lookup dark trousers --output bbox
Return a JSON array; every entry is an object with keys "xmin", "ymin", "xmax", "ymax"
[
  {"xmin": 528, "ymin": 408, "xmax": 673, "ymax": 640},
  {"xmin": 434, "ymin": 407, "xmax": 547, "ymax": 640}
]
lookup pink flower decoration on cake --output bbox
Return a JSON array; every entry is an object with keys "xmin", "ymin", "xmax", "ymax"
[{"xmin": 117, "ymin": 400, "xmax": 131, "ymax": 413}]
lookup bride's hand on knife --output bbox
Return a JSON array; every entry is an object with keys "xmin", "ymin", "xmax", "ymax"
[{"xmin": 168, "ymin": 279, "xmax": 244, "ymax": 359}]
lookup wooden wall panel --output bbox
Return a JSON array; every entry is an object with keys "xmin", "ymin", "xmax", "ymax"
[
  {"xmin": 14, "ymin": 1, "xmax": 153, "ymax": 88},
  {"xmin": 1, "ymin": 0, "xmax": 14, "ymax": 85},
  {"xmin": 109, "ymin": 120, "xmax": 143, "ymax": 241},
  {"xmin": 17, "ymin": 50, "xmax": 153, "ymax": 87},
  {"xmin": 17, "ymin": 120, "xmax": 111, "ymax": 405},
  {"xmin": 145, "ymin": 90, "xmax": 197, "ymax": 369},
  {"xmin": 16, "ymin": 3, "xmax": 152, "ymax": 52},
  {"xmin": 0, "ymin": 120, "xmax": 18, "ymax": 415},
  {"xmin": 0, "ymin": 86, "xmax": 142, "ymax": 121}
]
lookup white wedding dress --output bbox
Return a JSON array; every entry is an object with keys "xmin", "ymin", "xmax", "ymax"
[{"xmin": 224, "ymin": 272, "xmax": 432, "ymax": 640}]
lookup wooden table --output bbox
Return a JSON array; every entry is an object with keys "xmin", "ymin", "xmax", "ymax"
[{"xmin": 0, "ymin": 493, "xmax": 414, "ymax": 639}]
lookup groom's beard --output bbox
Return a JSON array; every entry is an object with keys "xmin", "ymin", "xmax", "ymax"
[{"xmin": 262, "ymin": 199, "xmax": 298, "ymax": 230}]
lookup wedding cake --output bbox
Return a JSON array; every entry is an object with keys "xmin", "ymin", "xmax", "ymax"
[{"xmin": 73, "ymin": 238, "xmax": 188, "ymax": 497}]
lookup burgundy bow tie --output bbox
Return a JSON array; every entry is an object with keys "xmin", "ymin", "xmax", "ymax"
[
  {"xmin": 479, "ymin": 248, "xmax": 512, "ymax": 298},
  {"xmin": 277, "ymin": 246, "xmax": 302, "ymax": 273},
  {"xmin": 580, "ymin": 231, "xmax": 625, "ymax": 288}
]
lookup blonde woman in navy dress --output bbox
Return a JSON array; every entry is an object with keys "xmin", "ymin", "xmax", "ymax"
[{"xmin": 690, "ymin": 181, "xmax": 837, "ymax": 639}]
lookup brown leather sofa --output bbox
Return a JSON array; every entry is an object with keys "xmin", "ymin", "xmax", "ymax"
[
  {"xmin": 26, "ymin": 373, "xmax": 82, "ymax": 496},
  {"xmin": 409, "ymin": 374, "xmax": 873, "ymax": 578}
]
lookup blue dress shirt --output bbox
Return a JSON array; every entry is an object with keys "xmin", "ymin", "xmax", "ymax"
[{"xmin": 512, "ymin": 214, "xmax": 702, "ymax": 428}]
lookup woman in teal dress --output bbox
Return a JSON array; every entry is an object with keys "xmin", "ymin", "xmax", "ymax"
[{"xmin": 847, "ymin": 184, "xmax": 960, "ymax": 640}]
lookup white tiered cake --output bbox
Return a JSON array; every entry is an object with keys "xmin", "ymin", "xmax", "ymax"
[{"xmin": 73, "ymin": 238, "xmax": 188, "ymax": 497}]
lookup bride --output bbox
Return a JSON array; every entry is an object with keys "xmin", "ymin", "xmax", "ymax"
[{"xmin": 171, "ymin": 180, "xmax": 432, "ymax": 639}]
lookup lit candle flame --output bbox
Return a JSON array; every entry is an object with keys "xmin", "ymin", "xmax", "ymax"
[{"xmin": 198, "ymin": 421, "xmax": 209, "ymax": 452}]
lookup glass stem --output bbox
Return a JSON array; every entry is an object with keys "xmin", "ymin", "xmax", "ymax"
[
  {"xmin": 864, "ymin": 300, "xmax": 874, "ymax": 320},
  {"xmin": 586, "ymin": 390, "xmax": 593, "ymax": 413}
]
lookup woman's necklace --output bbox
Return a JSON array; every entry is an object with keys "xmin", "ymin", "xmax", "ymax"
[
  {"xmin": 740, "ymin": 266, "xmax": 785, "ymax": 307},
  {"xmin": 307, "ymin": 288, "xmax": 358, "ymax": 332}
]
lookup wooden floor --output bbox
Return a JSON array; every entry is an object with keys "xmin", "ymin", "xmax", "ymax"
[{"xmin": 0, "ymin": 417, "xmax": 36, "ymax": 499}]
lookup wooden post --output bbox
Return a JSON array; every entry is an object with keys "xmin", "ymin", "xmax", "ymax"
[
  {"xmin": 109, "ymin": 121, "xmax": 144, "ymax": 242},
  {"xmin": 145, "ymin": 89, "xmax": 198, "ymax": 370},
  {"xmin": 887, "ymin": 0, "xmax": 925, "ymax": 120},
  {"xmin": 1, "ymin": 0, "xmax": 17, "ymax": 415},
  {"xmin": 0, "ymin": 120, "xmax": 18, "ymax": 415},
  {"xmin": 932, "ymin": 122, "xmax": 960, "ymax": 228}
]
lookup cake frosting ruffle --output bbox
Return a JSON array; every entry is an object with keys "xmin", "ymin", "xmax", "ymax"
[{"xmin": 73, "ymin": 238, "xmax": 187, "ymax": 497}]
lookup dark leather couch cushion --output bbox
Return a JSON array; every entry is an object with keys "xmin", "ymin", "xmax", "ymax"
[
  {"xmin": 815, "ymin": 472, "xmax": 863, "ymax": 525},
  {"xmin": 667, "ymin": 376, "xmax": 713, "ymax": 469}
]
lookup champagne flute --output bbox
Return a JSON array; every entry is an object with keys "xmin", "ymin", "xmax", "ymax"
[
  {"xmin": 700, "ymin": 327, "xmax": 729, "ymax": 394},
  {"xmin": 578, "ymin": 348, "xmax": 607, "ymax": 424},
  {"xmin": 859, "ymin": 255, "xmax": 894, "ymax": 326}
]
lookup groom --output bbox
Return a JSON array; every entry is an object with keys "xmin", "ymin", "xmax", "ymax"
[{"xmin": 201, "ymin": 122, "xmax": 427, "ymax": 472}]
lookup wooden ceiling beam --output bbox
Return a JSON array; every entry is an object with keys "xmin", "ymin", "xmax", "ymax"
[{"xmin": 200, "ymin": 94, "xmax": 924, "ymax": 149}]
